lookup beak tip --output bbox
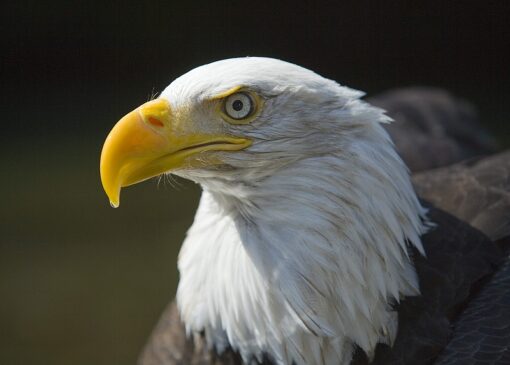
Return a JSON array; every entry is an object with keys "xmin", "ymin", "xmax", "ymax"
[
  {"xmin": 103, "ymin": 183, "xmax": 121, "ymax": 208},
  {"xmin": 106, "ymin": 190, "xmax": 120, "ymax": 208}
]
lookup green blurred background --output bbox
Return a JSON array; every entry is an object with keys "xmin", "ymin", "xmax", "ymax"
[{"xmin": 1, "ymin": 1, "xmax": 509, "ymax": 364}]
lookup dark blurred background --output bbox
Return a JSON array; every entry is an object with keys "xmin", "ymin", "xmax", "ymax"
[{"xmin": 1, "ymin": 1, "xmax": 509, "ymax": 364}]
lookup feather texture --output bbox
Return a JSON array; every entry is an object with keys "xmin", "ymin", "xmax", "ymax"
[{"xmin": 140, "ymin": 206, "xmax": 502, "ymax": 365}]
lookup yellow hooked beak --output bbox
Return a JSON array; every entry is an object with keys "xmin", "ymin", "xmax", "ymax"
[{"xmin": 100, "ymin": 98, "xmax": 251, "ymax": 207}]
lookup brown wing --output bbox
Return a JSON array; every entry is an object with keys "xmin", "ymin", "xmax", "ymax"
[
  {"xmin": 138, "ymin": 301, "xmax": 246, "ymax": 365},
  {"xmin": 434, "ymin": 258, "xmax": 510, "ymax": 365},
  {"xmin": 413, "ymin": 150, "xmax": 510, "ymax": 242},
  {"xmin": 367, "ymin": 87, "xmax": 498, "ymax": 172},
  {"xmin": 411, "ymin": 151, "xmax": 510, "ymax": 365}
]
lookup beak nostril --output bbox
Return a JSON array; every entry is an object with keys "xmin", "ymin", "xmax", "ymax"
[{"xmin": 148, "ymin": 116, "xmax": 164, "ymax": 127}]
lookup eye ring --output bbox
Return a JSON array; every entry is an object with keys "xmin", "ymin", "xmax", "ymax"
[{"xmin": 223, "ymin": 92, "xmax": 254, "ymax": 120}]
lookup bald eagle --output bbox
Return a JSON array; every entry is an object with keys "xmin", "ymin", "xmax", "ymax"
[{"xmin": 100, "ymin": 58, "xmax": 510, "ymax": 365}]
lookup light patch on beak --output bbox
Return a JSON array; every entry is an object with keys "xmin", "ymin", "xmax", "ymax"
[{"xmin": 100, "ymin": 98, "xmax": 251, "ymax": 207}]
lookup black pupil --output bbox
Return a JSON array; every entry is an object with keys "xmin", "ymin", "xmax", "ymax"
[{"xmin": 232, "ymin": 99, "xmax": 244, "ymax": 112}]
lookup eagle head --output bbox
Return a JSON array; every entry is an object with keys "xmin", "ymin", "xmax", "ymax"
[{"xmin": 102, "ymin": 57, "xmax": 385, "ymax": 205}]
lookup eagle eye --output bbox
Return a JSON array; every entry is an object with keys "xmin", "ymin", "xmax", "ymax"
[{"xmin": 223, "ymin": 92, "xmax": 254, "ymax": 120}]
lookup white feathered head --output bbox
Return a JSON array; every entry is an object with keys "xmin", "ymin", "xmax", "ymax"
[{"xmin": 100, "ymin": 57, "xmax": 428, "ymax": 365}]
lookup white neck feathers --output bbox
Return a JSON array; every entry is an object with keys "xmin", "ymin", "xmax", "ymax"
[{"xmin": 176, "ymin": 120, "xmax": 427, "ymax": 365}]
